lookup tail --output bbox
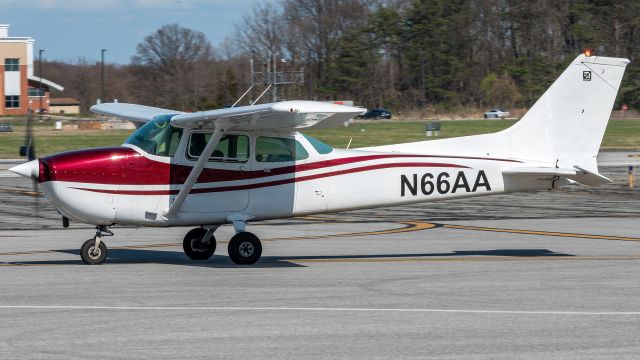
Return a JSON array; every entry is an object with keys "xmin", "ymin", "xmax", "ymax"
[
  {"xmin": 364, "ymin": 54, "xmax": 630, "ymax": 184},
  {"xmin": 503, "ymin": 54, "xmax": 629, "ymax": 172}
]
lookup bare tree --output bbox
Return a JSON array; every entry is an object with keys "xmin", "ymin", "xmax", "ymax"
[
  {"xmin": 131, "ymin": 24, "xmax": 216, "ymax": 110},
  {"xmin": 234, "ymin": 2, "xmax": 288, "ymax": 56}
]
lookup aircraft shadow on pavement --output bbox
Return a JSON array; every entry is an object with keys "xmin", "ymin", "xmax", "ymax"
[
  {"xmin": 269, "ymin": 248, "xmax": 574, "ymax": 261},
  {"xmin": 3, "ymin": 248, "xmax": 573, "ymax": 267}
]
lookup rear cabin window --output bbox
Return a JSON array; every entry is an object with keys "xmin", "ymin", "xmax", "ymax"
[
  {"xmin": 255, "ymin": 136, "xmax": 309, "ymax": 162},
  {"xmin": 188, "ymin": 133, "xmax": 249, "ymax": 162},
  {"xmin": 303, "ymin": 134, "xmax": 333, "ymax": 154}
]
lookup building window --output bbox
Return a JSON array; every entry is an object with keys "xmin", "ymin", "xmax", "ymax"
[
  {"xmin": 4, "ymin": 58, "xmax": 19, "ymax": 71},
  {"xmin": 28, "ymin": 88, "xmax": 45, "ymax": 97},
  {"xmin": 5, "ymin": 95, "xmax": 20, "ymax": 108}
]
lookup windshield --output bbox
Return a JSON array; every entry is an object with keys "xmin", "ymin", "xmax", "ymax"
[{"xmin": 125, "ymin": 114, "xmax": 183, "ymax": 157}]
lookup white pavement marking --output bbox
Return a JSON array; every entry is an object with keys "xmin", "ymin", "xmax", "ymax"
[{"xmin": 0, "ymin": 305, "xmax": 639, "ymax": 316}]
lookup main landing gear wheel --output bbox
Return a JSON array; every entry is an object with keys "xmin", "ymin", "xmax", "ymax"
[
  {"xmin": 183, "ymin": 228, "xmax": 216, "ymax": 260},
  {"xmin": 80, "ymin": 238, "xmax": 108, "ymax": 265},
  {"xmin": 228, "ymin": 232, "xmax": 262, "ymax": 265}
]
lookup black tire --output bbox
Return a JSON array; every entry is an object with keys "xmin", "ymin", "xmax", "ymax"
[
  {"xmin": 80, "ymin": 238, "xmax": 108, "ymax": 265},
  {"xmin": 228, "ymin": 232, "xmax": 262, "ymax": 265},
  {"xmin": 183, "ymin": 228, "xmax": 216, "ymax": 260}
]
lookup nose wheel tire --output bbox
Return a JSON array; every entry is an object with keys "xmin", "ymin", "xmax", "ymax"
[
  {"xmin": 228, "ymin": 232, "xmax": 262, "ymax": 265},
  {"xmin": 183, "ymin": 228, "xmax": 216, "ymax": 260},
  {"xmin": 80, "ymin": 238, "xmax": 108, "ymax": 265}
]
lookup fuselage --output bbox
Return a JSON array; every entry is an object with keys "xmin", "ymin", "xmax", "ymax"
[{"xmin": 34, "ymin": 119, "xmax": 542, "ymax": 227}]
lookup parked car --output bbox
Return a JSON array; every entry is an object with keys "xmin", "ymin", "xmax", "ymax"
[
  {"xmin": 484, "ymin": 108, "xmax": 510, "ymax": 119},
  {"xmin": 359, "ymin": 108, "xmax": 392, "ymax": 120}
]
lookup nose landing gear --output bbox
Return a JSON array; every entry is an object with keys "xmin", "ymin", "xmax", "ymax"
[{"xmin": 80, "ymin": 226, "xmax": 112, "ymax": 265}]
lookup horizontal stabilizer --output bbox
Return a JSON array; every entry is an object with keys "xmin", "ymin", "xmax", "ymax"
[
  {"xmin": 503, "ymin": 166, "xmax": 611, "ymax": 186},
  {"xmin": 502, "ymin": 167, "xmax": 577, "ymax": 176},
  {"xmin": 571, "ymin": 166, "xmax": 612, "ymax": 186}
]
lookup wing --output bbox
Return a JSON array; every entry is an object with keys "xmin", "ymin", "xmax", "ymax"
[
  {"xmin": 90, "ymin": 103, "xmax": 185, "ymax": 124},
  {"xmin": 169, "ymin": 100, "xmax": 364, "ymax": 131}
]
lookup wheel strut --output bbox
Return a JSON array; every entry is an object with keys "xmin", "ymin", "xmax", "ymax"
[{"xmin": 93, "ymin": 225, "xmax": 113, "ymax": 256}]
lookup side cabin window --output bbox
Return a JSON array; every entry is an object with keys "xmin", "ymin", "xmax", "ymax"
[
  {"xmin": 188, "ymin": 132, "xmax": 249, "ymax": 162},
  {"xmin": 255, "ymin": 136, "xmax": 309, "ymax": 162},
  {"xmin": 124, "ymin": 115, "xmax": 183, "ymax": 157},
  {"xmin": 303, "ymin": 134, "xmax": 333, "ymax": 154}
]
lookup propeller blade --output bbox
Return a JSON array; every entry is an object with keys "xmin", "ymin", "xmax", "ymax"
[
  {"xmin": 33, "ymin": 173, "xmax": 40, "ymax": 223},
  {"xmin": 19, "ymin": 109, "xmax": 36, "ymax": 161},
  {"xmin": 17, "ymin": 109, "xmax": 39, "ymax": 224}
]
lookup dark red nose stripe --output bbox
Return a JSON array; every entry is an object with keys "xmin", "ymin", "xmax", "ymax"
[{"xmin": 72, "ymin": 162, "xmax": 468, "ymax": 195}]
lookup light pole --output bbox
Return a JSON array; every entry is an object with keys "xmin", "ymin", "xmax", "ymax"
[
  {"xmin": 38, "ymin": 49, "xmax": 44, "ymax": 114},
  {"xmin": 101, "ymin": 49, "xmax": 107, "ymax": 103}
]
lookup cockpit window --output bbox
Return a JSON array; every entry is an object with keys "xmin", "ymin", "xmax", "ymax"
[
  {"xmin": 125, "ymin": 114, "xmax": 183, "ymax": 157},
  {"xmin": 303, "ymin": 134, "xmax": 334, "ymax": 154},
  {"xmin": 255, "ymin": 136, "xmax": 309, "ymax": 162}
]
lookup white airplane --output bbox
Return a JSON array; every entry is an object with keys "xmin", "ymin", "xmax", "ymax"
[{"xmin": 9, "ymin": 53, "xmax": 629, "ymax": 265}]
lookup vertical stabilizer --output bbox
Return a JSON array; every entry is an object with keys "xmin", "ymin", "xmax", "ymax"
[{"xmin": 505, "ymin": 54, "xmax": 629, "ymax": 172}]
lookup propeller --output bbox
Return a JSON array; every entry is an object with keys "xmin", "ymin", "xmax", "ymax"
[
  {"xmin": 19, "ymin": 109, "xmax": 36, "ymax": 161},
  {"xmin": 18, "ymin": 109, "xmax": 40, "ymax": 224}
]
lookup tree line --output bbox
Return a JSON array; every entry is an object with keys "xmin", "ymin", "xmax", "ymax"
[{"xmin": 44, "ymin": 0, "xmax": 640, "ymax": 115}]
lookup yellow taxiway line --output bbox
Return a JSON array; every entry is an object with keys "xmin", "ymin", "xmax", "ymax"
[
  {"xmin": 441, "ymin": 224, "xmax": 640, "ymax": 242},
  {"xmin": 267, "ymin": 221, "xmax": 437, "ymax": 241}
]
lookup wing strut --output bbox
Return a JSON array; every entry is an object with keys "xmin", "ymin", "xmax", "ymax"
[{"xmin": 163, "ymin": 125, "xmax": 227, "ymax": 220}]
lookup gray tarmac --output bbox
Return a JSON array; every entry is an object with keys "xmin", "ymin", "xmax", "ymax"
[{"xmin": 0, "ymin": 154, "xmax": 640, "ymax": 359}]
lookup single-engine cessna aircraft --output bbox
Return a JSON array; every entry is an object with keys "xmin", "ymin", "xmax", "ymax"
[{"xmin": 9, "ymin": 53, "xmax": 629, "ymax": 265}]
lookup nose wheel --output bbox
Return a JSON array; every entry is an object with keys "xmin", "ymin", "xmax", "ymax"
[
  {"xmin": 80, "ymin": 238, "xmax": 108, "ymax": 265},
  {"xmin": 80, "ymin": 226, "xmax": 112, "ymax": 265}
]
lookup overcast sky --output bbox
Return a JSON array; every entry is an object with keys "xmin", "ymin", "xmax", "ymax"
[{"xmin": 0, "ymin": 0, "xmax": 259, "ymax": 64}]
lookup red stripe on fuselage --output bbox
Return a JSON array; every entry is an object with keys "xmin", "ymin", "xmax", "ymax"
[
  {"xmin": 42, "ymin": 146, "xmax": 518, "ymax": 186},
  {"xmin": 72, "ymin": 162, "xmax": 468, "ymax": 195}
]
